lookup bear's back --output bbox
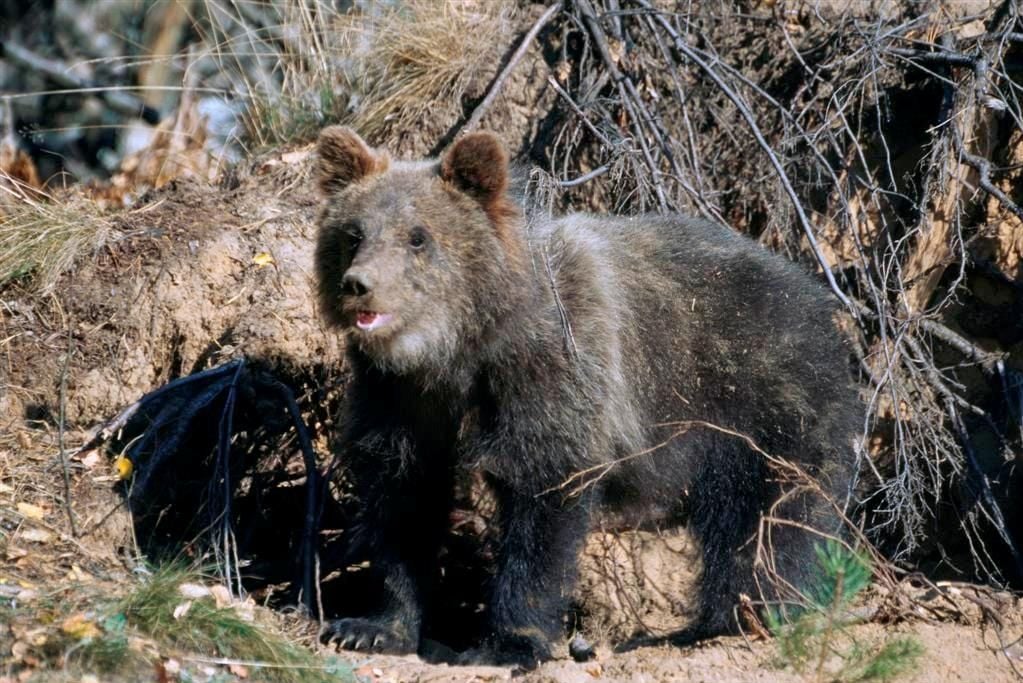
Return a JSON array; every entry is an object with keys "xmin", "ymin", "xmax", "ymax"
[{"xmin": 527, "ymin": 213, "xmax": 859, "ymax": 501}]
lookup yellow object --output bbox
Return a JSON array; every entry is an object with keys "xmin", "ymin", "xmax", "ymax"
[
  {"xmin": 114, "ymin": 456, "xmax": 133, "ymax": 480},
  {"xmin": 16, "ymin": 502, "xmax": 44, "ymax": 519},
  {"xmin": 61, "ymin": 614, "xmax": 100, "ymax": 639},
  {"xmin": 252, "ymin": 252, "xmax": 275, "ymax": 267}
]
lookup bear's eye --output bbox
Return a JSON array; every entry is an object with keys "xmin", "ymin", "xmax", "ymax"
[
  {"xmin": 408, "ymin": 227, "xmax": 429, "ymax": 251},
  {"xmin": 342, "ymin": 222, "xmax": 363, "ymax": 245}
]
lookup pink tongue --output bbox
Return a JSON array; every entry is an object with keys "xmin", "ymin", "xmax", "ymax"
[{"xmin": 357, "ymin": 311, "xmax": 378, "ymax": 326}]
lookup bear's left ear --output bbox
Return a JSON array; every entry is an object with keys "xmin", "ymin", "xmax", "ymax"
[{"xmin": 440, "ymin": 132, "xmax": 509, "ymax": 209}]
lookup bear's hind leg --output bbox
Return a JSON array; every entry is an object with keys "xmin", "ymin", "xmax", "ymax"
[
  {"xmin": 687, "ymin": 456, "xmax": 765, "ymax": 637},
  {"xmin": 687, "ymin": 444, "xmax": 852, "ymax": 638}
]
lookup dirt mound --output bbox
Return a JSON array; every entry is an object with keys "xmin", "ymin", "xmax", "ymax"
[
  {"xmin": 576, "ymin": 529, "xmax": 698, "ymax": 643},
  {"xmin": 2, "ymin": 149, "xmax": 338, "ymax": 428}
]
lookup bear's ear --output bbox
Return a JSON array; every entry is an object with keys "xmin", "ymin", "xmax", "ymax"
[
  {"xmin": 440, "ymin": 132, "xmax": 509, "ymax": 208},
  {"xmin": 316, "ymin": 126, "xmax": 388, "ymax": 195}
]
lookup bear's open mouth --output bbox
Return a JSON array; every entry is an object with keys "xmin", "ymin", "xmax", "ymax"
[{"xmin": 355, "ymin": 310, "xmax": 394, "ymax": 332}]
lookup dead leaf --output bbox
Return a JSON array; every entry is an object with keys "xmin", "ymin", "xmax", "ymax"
[
  {"xmin": 252, "ymin": 252, "xmax": 275, "ymax": 267},
  {"xmin": 1, "ymin": 133, "xmax": 42, "ymax": 194},
  {"xmin": 6, "ymin": 546, "xmax": 28, "ymax": 560},
  {"xmin": 608, "ymin": 38, "xmax": 625, "ymax": 65},
  {"xmin": 280, "ymin": 149, "xmax": 310, "ymax": 165},
  {"xmin": 129, "ymin": 635, "xmax": 160, "ymax": 655},
  {"xmin": 555, "ymin": 60, "xmax": 571, "ymax": 83},
  {"xmin": 256, "ymin": 159, "xmax": 280, "ymax": 174},
  {"xmin": 19, "ymin": 527, "xmax": 52, "ymax": 544},
  {"xmin": 173, "ymin": 601, "xmax": 193, "ymax": 620},
  {"xmin": 78, "ymin": 450, "xmax": 102, "ymax": 469},
  {"xmin": 233, "ymin": 599, "xmax": 255, "ymax": 622},
  {"xmin": 16, "ymin": 502, "xmax": 44, "ymax": 520},
  {"xmin": 228, "ymin": 663, "xmax": 249, "ymax": 678},
  {"xmin": 61, "ymin": 614, "xmax": 100, "ymax": 639},
  {"xmin": 209, "ymin": 584, "xmax": 232, "ymax": 607},
  {"xmin": 10, "ymin": 640, "xmax": 30, "ymax": 660},
  {"xmin": 178, "ymin": 582, "xmax": 211, "ymax": 599},
  {"xmin": 67, "ymin": 564, "xmax": 92, "ymax": 582}
]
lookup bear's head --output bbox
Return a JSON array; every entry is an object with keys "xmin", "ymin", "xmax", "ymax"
[{"xmin": 314, "ymin": 126, "xmax": 523, "ymax": 376}]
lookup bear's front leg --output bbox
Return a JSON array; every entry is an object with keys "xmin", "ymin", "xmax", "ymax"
[
  {"xmin": 320, "ymin": 557, "xmax": 422, "ymax": 654},
  {"xmin": 478, "ymin": 480, "xmax": 596, "ymax": 668},
  {"xmin": 321, "ymin": 429, "xmax": 454, "ymax": 656}
]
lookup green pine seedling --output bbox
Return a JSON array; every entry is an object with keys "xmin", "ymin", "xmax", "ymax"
[{"xmin": 766, "ymin": 540, "xmax": 923, "ymax": 683}]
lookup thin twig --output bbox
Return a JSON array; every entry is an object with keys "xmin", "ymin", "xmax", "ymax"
[
  {"xmin": 557, "ymin": 164, "xmax": 610, "ymax": 187},
  {"xmin": 947, "ymin": 399, "xmax": 1023, "ymax": 581},
  {"xmin": 575, "ymin": 0, "xmax": 670, "ymax": 210},
  {"xmin": 57, "ymin": 324, "xmax": 78, "ymax": 537},
  {"xmin": 888, "ymin": 46, "xmax": 979, "ymax": 67},
  {"xmin": 69, "ymin": 358, "xmax": 245, "ymax": 459},
  {"xmin": 918, "ymin": 318, "xmax": 1004, "ymax": 371},
  {"xmin": 214, "ymin": 360, "xmax": 244, "ymax": 598},
  {"xmin": 541, "ymin": 243, "xmax": 579, "ymax": 362},
  {"xmin": 460, "ymin": 3, "xmax": 563, "ymax": 135},
  {"xmin": 257, "ymin": 373, "xmax": 323, "ymax": 617},
  {"xmin": 952, "ymin": 128, "xmax": 1023, "ymax": 220},
  {"xmin": 637, "ymin": 1, "xmax": 858, "ymax": 316}
]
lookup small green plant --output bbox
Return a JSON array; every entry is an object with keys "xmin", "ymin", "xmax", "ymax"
[
  {"xmin": 76, "ymin": 612, "xmax": 132, "ymax": 672},
  {"xmin": 26, "ymin": 566, "xmax": 353, "ymax": 682},
  {"xmin": 766, "ymin": 540, "xmax": 923, "ymax": 683},
  {"xmin": 118, "ymin": 567, "xmax": 352, "ymax": 683}
]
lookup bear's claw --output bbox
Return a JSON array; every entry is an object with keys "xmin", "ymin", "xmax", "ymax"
[{"xmin": 319, "ymin": 618, "xmax": 414, "ymax": 655}]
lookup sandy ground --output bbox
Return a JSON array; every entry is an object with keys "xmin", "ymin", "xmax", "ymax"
[{"xmin": 314, "ymin": 620, "xmax": 1022, "ymax": 683}]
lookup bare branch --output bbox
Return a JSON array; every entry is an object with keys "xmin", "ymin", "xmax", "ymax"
[
  {"xmin": 460, "ymin": 3, "xmax": 563, "ymax": 135},
  {"xmin": 636, "ymin": 0, "xmax": 858, "ymax": 316}
]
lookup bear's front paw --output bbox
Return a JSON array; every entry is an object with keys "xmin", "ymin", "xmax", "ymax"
[
  {"xmin": 319, "ymin": 617, "xmax": 416, "ymax": 654},
  {"xmin": 458, "ymin": 630, "xmax": 553, "ymax": 669}
]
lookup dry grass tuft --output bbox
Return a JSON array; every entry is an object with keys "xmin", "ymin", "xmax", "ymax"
[
  {"xmin": 0, "ymin": 188, "xmax": 117, "ymax": 293},
  {"xmin": 349, "ymin": 1, "xmax": 515, "ymax": 139},
  {"xmin": 235, "ymin": 0, "xmax": 515, "ymax": 146}
]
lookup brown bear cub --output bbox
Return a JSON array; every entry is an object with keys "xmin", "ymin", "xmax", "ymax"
[{"xmin": 314, "ymin": 126, "xmax": 861, "ymax": 666}]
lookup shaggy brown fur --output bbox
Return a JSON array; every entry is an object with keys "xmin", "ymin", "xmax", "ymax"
[
  {"xmin": 316, "ymin": 127, "xmax": 390, "ymax": 195},
  {"xmin": 313, "ymin": 127, "xmax": 861, "ymax": 668}
]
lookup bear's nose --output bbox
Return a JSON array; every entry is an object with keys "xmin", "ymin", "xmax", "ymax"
[{"xmin": 342, "ymin": 270, "xmax": 372, "ymax": 297}]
